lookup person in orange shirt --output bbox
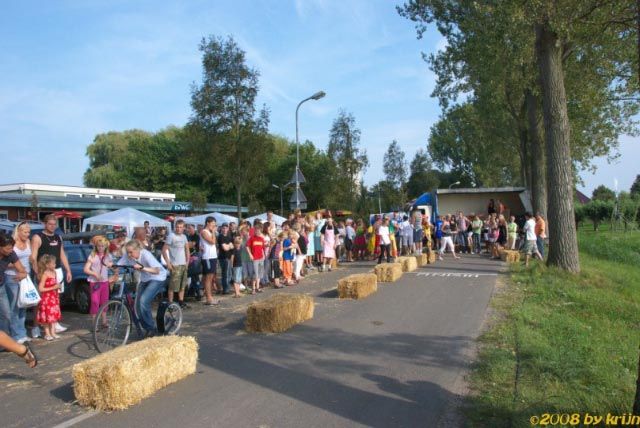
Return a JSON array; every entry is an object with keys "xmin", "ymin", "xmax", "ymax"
[{"xmin": 534, "ymin": 213, "xmax": 546, "ymax": 258}]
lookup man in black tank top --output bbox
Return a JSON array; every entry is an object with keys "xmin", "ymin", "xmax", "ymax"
[{"xmin": 30, "ymin": 214, "xmax": 71, "ymax": 283}]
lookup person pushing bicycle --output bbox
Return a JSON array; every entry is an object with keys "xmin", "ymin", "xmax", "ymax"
[{"xmin": 119, "ymin": 240, "xmax": 167, "ymax": 337}]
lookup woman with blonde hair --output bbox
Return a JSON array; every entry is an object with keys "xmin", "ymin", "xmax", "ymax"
[
  {"xmin": 3, "ymin": 222, "xmax": 31, "ymax": 343},
  {"xmin": 83, "ymin": 236, "xmax": 115, "ymax": 325}
]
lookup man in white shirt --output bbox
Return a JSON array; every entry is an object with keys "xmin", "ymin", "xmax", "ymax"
[
  {"xmin": 523, "ymin": 212, "xmax": 542, "ymax": 267},
  {"xmin": 162, "ymin": 220, "xmax": 190, "ymax": 308}
]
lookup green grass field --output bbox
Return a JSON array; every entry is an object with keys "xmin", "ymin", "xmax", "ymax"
[{"xmin": 465, "ymin": 227, "xmax": 640, "ymax": 427}]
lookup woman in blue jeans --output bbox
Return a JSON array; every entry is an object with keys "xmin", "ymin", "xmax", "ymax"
[
  {"xmin": 4, "ymin": 223, "xmax": 32, "ymax": 343},
  {"xmin": 0, "ymin": 234, "xmax": 28, "ymax": 342},
  {"xmin": 121, "ymin": 240, "xmax": 167, "ymax": 336}
]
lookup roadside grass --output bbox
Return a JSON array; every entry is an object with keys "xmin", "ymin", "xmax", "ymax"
[{"xmin": 465, "ymin": 230, "xmax": 640, "ymax": 427}]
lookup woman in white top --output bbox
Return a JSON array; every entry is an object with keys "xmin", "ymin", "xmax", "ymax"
[
  {"xmin": 199, "ymin": 217, "xmax": 220, "ymax": 306},
  {"xmin": 4, "ymin": 222, "xmax": 32, "ymax": 343},
  {"xmin": 377, "ymin": 218, "xmax": 392, "ymax": 264}
]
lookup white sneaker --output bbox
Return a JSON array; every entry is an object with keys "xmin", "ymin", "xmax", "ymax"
[
  {"xmin": 55, "ymin": 323, "xmax": 68, "ymax": 333},
  {"xmin": 17, "ymin": 337, "xmax": 31, "ymax": 344}
]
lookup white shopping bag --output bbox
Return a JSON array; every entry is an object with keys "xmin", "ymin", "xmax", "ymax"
[
  {"xmin": 55, "ymin": 267, "xmax": 64, "ymax": 294},
  {"xmin": 17, "ymin": 276, "xmax": 41, "ymax": 308}
]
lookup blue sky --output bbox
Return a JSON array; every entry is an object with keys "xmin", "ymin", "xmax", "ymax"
[{"xmin": 1, "ymin": 0, "xmax": 637, "ymax": 196}]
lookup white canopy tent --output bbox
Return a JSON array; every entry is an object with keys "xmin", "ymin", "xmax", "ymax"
[
  {"xmin": 245, "ymin": 212, "xmax": 286, "ymax": 226},
  {"xmin": 175, "ymin": 212, "xmax": 239, "ymax": 226},
  {"xmin": 82, "ymin": 207, "xmax": 171, "ymax": 237}
]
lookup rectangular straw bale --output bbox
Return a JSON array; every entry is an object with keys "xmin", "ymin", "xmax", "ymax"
[
  {"xmin": 427, "ymin": 252, "xmax": 436, "ymax": 264},
  {"xmin": 500, "ymin": 249, "xmax": 521, "ymax": 263},
  {"xmin": 337, "ymin": 273, "xmax": 378, "ymax": 299},
  {"xmin": 374, "ymin": 263, "xmax": 403, "ymax": 282},
  {"xmin": 246, "ymin": 293, "xmax": 314, "ymax": 333},
  {"xmin": 414, "ymin": 253, "xmax": 428, "ymax": 267},
  {"xmin": 330, "ymin": 258, "xmax": 338, "ymax": 269},
  {"xmin": 72, "ymin": 336, "xmax": 198, "ymax": 411},
  {"xmin": 395, "ymin": 256, "xmax": 418, "ymax": 272}
]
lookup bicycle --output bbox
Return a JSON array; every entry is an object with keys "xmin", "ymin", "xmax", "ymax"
[{"xmin": 93, "ymin": 265, "xmax": 183, "ymax": 353}]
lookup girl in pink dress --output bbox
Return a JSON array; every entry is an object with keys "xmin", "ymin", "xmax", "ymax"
[
  {"xmin": 321, "ymin": 217, "xmax": 337, "ymax": 272},
  {"xmin": 37, "ymin": 255, "xmax": 62, "ymax": 341}
]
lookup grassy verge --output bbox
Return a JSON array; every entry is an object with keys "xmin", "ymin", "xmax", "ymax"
[{"xmin": 465, "ymin": 230, "xmax": 640, "ymax": 427}]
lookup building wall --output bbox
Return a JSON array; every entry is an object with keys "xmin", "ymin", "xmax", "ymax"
[{"xmin": 437, "ymin": 192, "xmax": 526, "ymax": 218}]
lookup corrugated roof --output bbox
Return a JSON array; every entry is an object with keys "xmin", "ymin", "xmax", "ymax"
[
  {"xmin": 437, "ymin": 187, "xmax": 526, "ymax": 194},
  {"xmin": 0, "ymin": 193, "xmax": 245, "ymax": 213}
]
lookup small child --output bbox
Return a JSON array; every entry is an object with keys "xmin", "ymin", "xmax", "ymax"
[
  {"xmin": 230, "ymin": 236, "xmax": 244, "ymax": 298},
  {"xmin": 37, "ymin": 255, "xmax": 62, "ymax": 341},
  {"xmin": 281, "ymin": 231, "xmax": 295, "ymax": 285},
  {"xmin": 269, "ymin": 232, "xmax": 283, "ymax": 288}
]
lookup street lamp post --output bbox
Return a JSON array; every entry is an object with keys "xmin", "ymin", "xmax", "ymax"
[
  {"xmin": 272, "ymin": 183, "xmax": 288, "ymax": 217},
  {"xmin": 293, "ymin": 90, "xmax": 326, "ymax": 210}
]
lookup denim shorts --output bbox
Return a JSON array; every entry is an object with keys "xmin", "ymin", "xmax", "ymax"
[
  {"xmin": 232, "ymin": 267, "xmax": 243, "ymax": 284},
  {"xmin": 201, "ymin": 258, "xmax": 217, "ymax": 275}
]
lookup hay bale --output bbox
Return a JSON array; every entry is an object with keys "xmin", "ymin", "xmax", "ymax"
[
  {"xmin": 500, "ymin": 249, "xmax": 520, "ymax": 263},
  {"xmin": 414, "ymin": 253, "xmax": 428, "ymax": 267},
  {"xmin": 395, "ymin": 256, "xmax": 418, "ymax": 272},
  {"xmin": 427, "ymin": 252, "xmax": 436, "ymax": 264},
  {"xmin": 374, "ymin": 263, "xmax": 403, "ymax": 282},
  {"xmin": 73, "ymin": 336, "xmax": 198, "ymax": 411},
  {"xmin": 337, "ymin": 273, "xmax": 378, "ymax": 299},
  {"xmin": 246, "ymin": 293, "xmax": 314, "ymax": 333},
  {"xmin": 330, "ymin": 258, "xmax": 338, "ymax": 269}
]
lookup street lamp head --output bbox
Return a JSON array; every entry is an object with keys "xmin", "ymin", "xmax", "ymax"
[
  {"xmin": 454, "ymin": 181, "xmax": 461, "ymax": 185},
  {"xmin": 272, "ymin": 184, "xmax": 280, "ymax": 189},
  {"xmin": 310, "ymin": 91, "xmax": 326, "ymax": 100}
]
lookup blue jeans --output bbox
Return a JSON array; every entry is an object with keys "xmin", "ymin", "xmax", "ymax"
[
  {"xmin": 536, "ymin": 236, "xmax": 545, "ymax": 258},
  {"xmin": 2, "ymin": 275, "xmax": 27, "ymax": 340},
  {"xmin": 135, "ymin": 280, "xmax": 165, "ymax": 333},
  {"xmin": 457, "ymin": 231, "xmax": 469, "ymax": 253},
  {"xmin": 472, "ymin": 233, "xmax": 481, "ymax": 254},
  {"xmin": 219, "ymin": 258, "xmax": 231, "ymax": 293}
]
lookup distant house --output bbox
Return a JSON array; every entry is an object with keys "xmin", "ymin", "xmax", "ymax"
[{"xmin": 575, "ymin": 190, "xmax": 591, "ymax": 205}]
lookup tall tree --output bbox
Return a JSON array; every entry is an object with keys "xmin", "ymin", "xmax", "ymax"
[
  {"xmin": 327, "ymin": 110, "xmax": 368, "ymax": 210},
  {"xmin": 591, "ymin": 185, "xmax": 616, "ymax": 202},
  {"xmin": 631, "ymin": 174, "xmax": 640, "ymax": 198},
  {"xmin": 383, "ymin": 140, "xmax": 408, "ymax": 207},
  {"xmin": 406, "ymin": 149, "xmax": 440, "ymax": 198},
  {"xmin": 398, "ymin": 0, "xmax": 639, "ymax": 272},
  {"xmin": 188, "ymin": 35, "xmax": 272, "ymax": 219}
]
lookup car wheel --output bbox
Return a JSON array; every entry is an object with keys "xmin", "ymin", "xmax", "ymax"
[{"xmin": 75, "ymin": 282, "xmax": 91, "ymax": 314}]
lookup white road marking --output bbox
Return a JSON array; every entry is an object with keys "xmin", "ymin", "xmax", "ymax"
[
  {"xmin": 409, "ymin": 271, "xmax": 498, "ymax": 278},
  {"xmin": 52, "ymin": 410, "xmax": 99, "ymax": 428}
]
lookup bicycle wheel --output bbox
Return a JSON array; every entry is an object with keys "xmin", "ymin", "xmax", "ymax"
[
  {"xmin": 157, "ymin": 302, "xmax": 182, "ymax": 335},
  {"xmin": 93, "ymin": 300, "xmax": 132, "ymax": 353}
]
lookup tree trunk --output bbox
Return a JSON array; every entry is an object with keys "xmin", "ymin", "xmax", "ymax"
[
  {"xmin": 535, "ymin": 21, "xmax": 580, "ymax": 273},
  {"xmin": 633, "ymin": 347, "xmax": 640, "ymax": 414},
  {"xmin": 525, "ymin": 88, "xmax": 547, "ymax": 218},
  {"xmin": 518, "ymin": 126, "xmax": 530, "ymax": 189}
]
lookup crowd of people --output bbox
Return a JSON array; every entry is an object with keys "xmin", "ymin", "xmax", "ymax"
[{"xmin": 0, "ymin": 204, "xmax": 548, "ymax": 366}]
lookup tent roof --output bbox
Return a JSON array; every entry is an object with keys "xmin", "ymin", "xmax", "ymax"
[
  {"xmin": 176, "ymin": 212, "xmax": 239, "ymax": 226},
  {"xmin": 82, "ymin": 207, "xmax": 171, "ymax": 234},
  {"xmin": 245, "ymin": 213, "xmax": 287, "ymax": 226}
]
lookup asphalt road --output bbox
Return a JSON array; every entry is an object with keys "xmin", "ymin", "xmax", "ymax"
[{"xmin": 0, "ymin": 254, "xmax": 504, "ymax": 428}]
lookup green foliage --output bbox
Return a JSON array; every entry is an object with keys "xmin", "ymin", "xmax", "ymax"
[
  {"xmin": 327, "ymin": 110, "xmax": 368, "ymax": 210},
  {"xmin": 428, "ymin": 103, "xmax": 522, "ymax": 186},
  {"xmin": 406, "ymin": 149, "xmax": 440, "ymax": 198},
  {"xmin": 582, "ymin": 200, "xmax": 614, "ymax": 230},
  {"xmin": 631, "ymin": 175, "xmax": 640, "ymax": 198},
  {"xmin": 383, "ymin": 140, "xmax": 407, "ymax": 209},
  {"xmin": 591, "ymin": 184, "xmax": 616, "ymax": 201},
  {"xmin": 466, "ymin": 230, "xmax": 640, "ymax": 426},
  {"xmin": 188, "ymin": 35, "xmax": 272, "ymax": 218}
]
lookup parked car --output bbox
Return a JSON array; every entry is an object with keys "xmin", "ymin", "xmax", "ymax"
[
  {"xmin": 0, "ymin": 220, "xmax": 63, "ymax": 237},
  {"xmin": 61, "ymin": 242, "xmax": 93, "ymax": 314}
]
